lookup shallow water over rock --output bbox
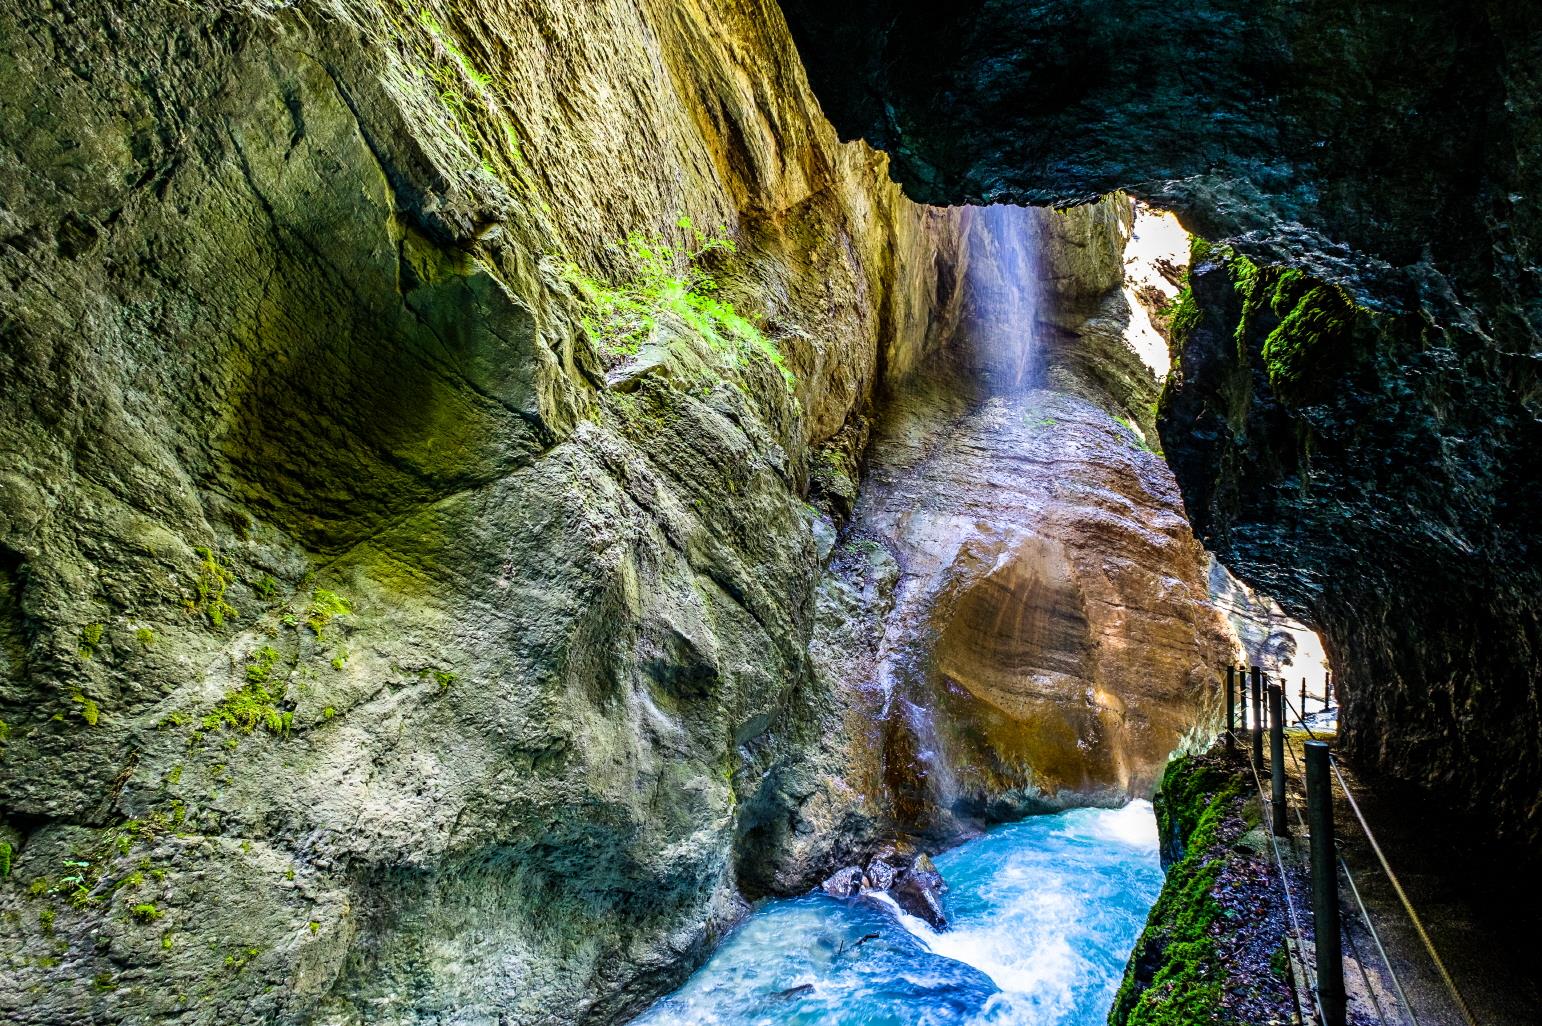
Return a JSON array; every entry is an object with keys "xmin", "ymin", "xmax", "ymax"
[{"xmin": 631, "ymin": 802, "xmax": 1163, "ymax": 1026}]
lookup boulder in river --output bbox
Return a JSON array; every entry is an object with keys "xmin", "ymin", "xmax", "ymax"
[
  {"xmin": 864, "ymin": 857, "xmax": 899, "ymax": 891},
  {"xmin": 891, "ymin": 857, "xmax": 949, "ymax": 929},
  {"xmin": 820, "ymin": 866, "xmax": 865, "ymax": 899}
]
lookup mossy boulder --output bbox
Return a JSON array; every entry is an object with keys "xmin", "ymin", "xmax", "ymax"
[{"xmin": 1110, "ymin": 752, "xmax": 1247, "ymax": 1026}]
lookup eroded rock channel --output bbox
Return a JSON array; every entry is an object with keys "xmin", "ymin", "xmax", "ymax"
[{"xmin": 3, "ymin": 0, "xmax": 1515, "ymax": 1024}]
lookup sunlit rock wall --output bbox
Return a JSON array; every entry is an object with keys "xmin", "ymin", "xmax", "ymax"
[
  {"xmin": 776, "ymin": 199, "xmax": 1235, "ymax": 869},
  {"xmin": 0, "ymin": 1, "xmax": 966, "ymax": 1022}
]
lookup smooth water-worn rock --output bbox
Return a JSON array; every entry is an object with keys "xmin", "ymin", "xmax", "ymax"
[
  {"xmin": 780, "ymin": 204, "xmax": 1235, "ymax": 867},
  {"xmin": 0, "ymin": 1, "xmax": 969, "ymax": 1022},
  {"xmin": 775, "ymin": 0, "xmax": 1542, "ymax": 847}
]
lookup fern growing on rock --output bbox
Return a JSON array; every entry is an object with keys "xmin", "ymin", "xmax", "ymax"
[{"xmin": 563, "ymin": 217, "xmax": 794, "ymax": 390}]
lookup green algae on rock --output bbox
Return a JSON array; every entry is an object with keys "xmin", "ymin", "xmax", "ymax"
[{"xmin": 1110, "ymin": 750, "xmax": 1301, "ymax": 1026}]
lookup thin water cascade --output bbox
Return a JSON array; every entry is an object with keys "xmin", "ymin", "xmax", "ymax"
[
  {"xmin": 630, "ymin": 803, "xmax": 1164, "ymax": 1026},
  {"xmin": 954, "ymin": 204, "xmax": 1050, "ymax": 392}
]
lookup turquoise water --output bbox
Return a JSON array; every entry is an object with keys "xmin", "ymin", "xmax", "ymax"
[{"xmin": 631, "ymin": 802, "xmax": 1164, "ymax": 1026}]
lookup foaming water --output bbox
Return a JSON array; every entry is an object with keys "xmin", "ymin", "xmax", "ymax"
[{"xmin": 630, "ymin": 802, "xmax": 1163, "ymax": 1026}]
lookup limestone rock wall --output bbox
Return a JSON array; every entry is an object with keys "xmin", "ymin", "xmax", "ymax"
[
  {"xmin": 782, "ymin": 202, "xmax": 1235, "ymax": 864},
  {"xmin": 0, "ymin": 1, "xmax": 963, "ymax": 1022}
]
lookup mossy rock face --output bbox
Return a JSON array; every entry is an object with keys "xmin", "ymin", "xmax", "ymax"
[
  {"xmin": 0, "ymin": 1, "xmax": 967, "ymax": 1022},
  {"xmin": 1173, "ymin": 248, "xmax": 1363, "ymax": 407},
  {"xmin": 1109, "ymin": 751, "xmax": 1248, "ymax": 1026}
]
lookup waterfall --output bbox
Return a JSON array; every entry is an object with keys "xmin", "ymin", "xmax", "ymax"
[{"xmin": 956, "ymin": 205, "xmax": 1052, "ymax": 392}]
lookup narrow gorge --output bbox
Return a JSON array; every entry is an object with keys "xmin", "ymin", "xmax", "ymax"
[{"xmin": 0, "ymin": 2, "xmax": 1536, "ymax": 1025}]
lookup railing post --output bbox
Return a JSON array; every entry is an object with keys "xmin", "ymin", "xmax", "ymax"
[
  {"xmin": 1269, "ymin": 684, "xmax": 1287, "ymax": 834},
  {"xmin": 1301, "ymin": 677, "xmax": 1308, "ymax": 723},
  {"xmin": 1225, "ymin": 665, "xmax": 1237, "ymax": 754},
  {"xmin": 1305, "ymin": 741, "xmax": 1346, "ymax": 1026},
  {"xmin": 1251, "ymin": 666, "xmax": 1264, "ymax": 772}
]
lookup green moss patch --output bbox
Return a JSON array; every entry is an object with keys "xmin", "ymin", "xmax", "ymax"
[
  {"xmin": 188, "ymin": 547, "xmax": 238, "ymax": 628},
  {"xmin": 305, "ymin": 588, "xmax": 351, "ymax": 635},
  {"xmin": 1259, "ymin": 279, "xmax": 1356, "ymax": 395},
  {"xmin": 1109, "ymin": 753, "xmax": 1247, "ymax": 1026},
  {"xmin": 562, "ymin": 217, "xmax": 794, "ymax": 390},
  {"xmin": 202, "ymin": 646, "xmax": 292, "ymax": 735},
  {"xmin": 1167, "ymin": 231, "xmax": 1370, "ymax": 409},
  {"xmin": 78, "ymin": 622, "xmax": 105, "ymax": 660}
]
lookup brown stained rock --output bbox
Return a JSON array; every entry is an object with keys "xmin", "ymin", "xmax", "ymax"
[
  {"xmin": 874, "ymin": 383, "xmax": 1233, "ymax": 817},
  {"xmin": 805, "ymin": 203, "xmax": 1238, "ymax": 842}
]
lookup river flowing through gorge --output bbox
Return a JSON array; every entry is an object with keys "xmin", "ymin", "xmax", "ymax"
[
  {"xmin": 14, "ymin": 2, "xmax": 1510, "ymax": 1023},
  {"xmin": 633, "ymin": 803, "xmax": 1163, "ymax": 1026},
  {"xmin": 628, "ymin": 200, "xmax": 1219, "ymax": 1026}
]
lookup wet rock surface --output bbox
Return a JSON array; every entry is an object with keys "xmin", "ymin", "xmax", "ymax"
[
  {"xmin": 889, "ymin": 855, "xmax": 948, "ymax": 930},
  {"xmin": 819, "ymin": 866, "xmax": 865, "ymax": 899},
  {"xmin": 818, "ymin": 852, "xmax": 949, "ymax": 929},
  {"xmin": 776, "ymin": 0, "xmax": 1542, "ymax": 850},
  {"xmin": 1162, "ymin": 244, "xmax": 1542, "ymax": 847},
  {"xmin": 792, "ymin": 204, "xmax": 1236, "ymax": 857}
]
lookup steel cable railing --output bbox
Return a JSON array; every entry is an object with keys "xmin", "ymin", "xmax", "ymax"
[
  {"xmin": 1249, "ymin": 715, "xmax": 1395, "ymax": 1026},
  {"xmin": 1227, "ymin": 666, "xmax": 1481, "ymax": 1026},
  {"xmin": 1279, "ymin": 693, "xmax": 1402, "ymax": 1026},
  {"xmin": 1281, "ymin": 682, "xmax": 1476, "ymax": 1026}
]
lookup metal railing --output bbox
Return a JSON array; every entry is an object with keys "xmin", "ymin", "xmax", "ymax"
[{"xmin": 1218, "ymin": 665, "xmax": 1479, "ymax": 1026}]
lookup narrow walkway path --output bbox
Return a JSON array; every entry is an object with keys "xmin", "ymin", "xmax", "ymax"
[
  {"xmin": 1267, "ymin": 728, "xmax": 1542, "ymax": 1026},
  {"xmin": 1326, "ymin": 749, "xmax": 1542, "ymax": 1026}
]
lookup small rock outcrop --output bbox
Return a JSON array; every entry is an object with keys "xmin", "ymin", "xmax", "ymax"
[
  {"xmin": 864, "ymin": 856, "xmax": 899, "ymax": 892},
  {"xmin": 819, "ymin": 866, "xmax": 865, "ymax": 899},
  {"xmin": 819, "ymin": 852, "xmax": 949, "ymax": 930},
  {"xmin": 889, "ymin": 854, "xmax": 948, "ymax": 930}
]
